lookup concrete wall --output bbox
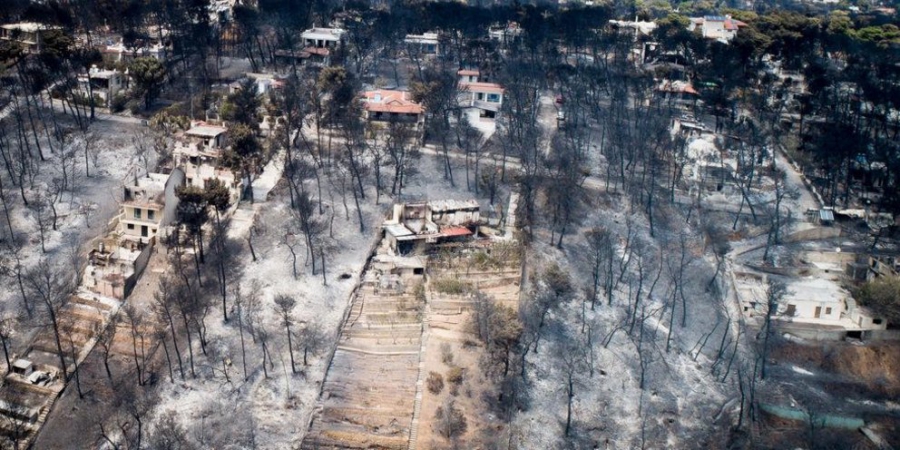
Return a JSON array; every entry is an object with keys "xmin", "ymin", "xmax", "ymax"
[
  {"xmin": 124, "ymin": 239, "xmax": 154, "ymax": 297},
  {"xmin": 863, "ymin": 329, "xmax": 900, "ymax": 341},
  {"xmin": 162, "ymin": 168, "xmax": 184, "ymax": 228},
  {"xmin": 778, "ymin": 324, "xmax": 848, "ymax": 341},
  {"xmin": 785, "ymin": 226, "xmax": 842, "ymax": 243},
  {"xmin": 781, "ymin": 299, "xmax": 842, "ymax": 323},
  {"xmin": 120, "ymin": 204, "xmax": 162, "ymax": 241}
]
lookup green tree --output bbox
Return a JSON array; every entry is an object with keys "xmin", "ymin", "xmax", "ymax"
[
  {"xmin": 176, "ymin": 185, "xmax": 210, "ymax": 266},
  {"xmin": 856, "ymin": 276, "xmax": 900, "ymax": 325},
  {"xmin": 224, "ymin": 123, "xmax": 262, "ymax": 203},
  {"xmin": 222, "ymin": 78, "xmax": 261, "ymax": 128},
  {"xmin": 129, "ymin": 57, "xmax": 166, "ymax": 110}
]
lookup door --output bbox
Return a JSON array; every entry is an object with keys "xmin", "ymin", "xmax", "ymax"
[
  {"xmin": 814, "ymin": 306, "xmax": 821, "ymax": 319},
  {"xmin": 141, "ymin": 225, "xmax": 148, "ymax": 237}
]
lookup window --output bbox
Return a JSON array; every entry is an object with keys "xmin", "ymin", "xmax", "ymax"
[
  {"xmin": 133, "ymin": 208, "xmax": 141, "ymax": 219},
  {"xmin": 477, "ymin": 93, "xmax": 484, "ymax": 101},
  {"xmin": 874, "ymin": 319, "xmax": 883, "ymax": 325},
  {"xmin": 147, "ymin": 210, "xmax": 155, "ymax": 221},
  {"xmin": 127, "ymin": 223, "xmax": 134, "ymax": 230},
  {"xmin": 487, "ymin": 93, "xmax": 500, "ymax": 103},
  {"xmin": 825, "ymin": 307, "xmax": 832, "ymax": 315},
  {"xmin": 785, "ymin": 304, "xmax": 796, "ymax": 316}
]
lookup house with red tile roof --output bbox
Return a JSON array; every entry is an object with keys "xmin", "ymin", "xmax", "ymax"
[
  {"xmin": 361, "ymin": 90, "xmax": 425, "ymax": 125},
  {"xmin": 458, "ymin": 79, "xmax": 505, "ymax": 118},
  {"xmin": 688, "ymin": 15, "xmax": 747, "ymax": 43}
]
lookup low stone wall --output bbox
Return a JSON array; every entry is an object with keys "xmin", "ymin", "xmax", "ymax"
[{"xmin": 785, "ymin": 226, "xmax": 842, "ymax": 243}]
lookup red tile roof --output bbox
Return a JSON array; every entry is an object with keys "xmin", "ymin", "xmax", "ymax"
[
  {"xmin": 302, "ymin": 46, "xmax": 330, "ymax": 57},
  {"xmin": 657, "ymin": 80, "xmax": 699, "ymax": 95},
  {"xmin": 440, "ymin": 226, "xmax": 472, "ymax": 237},
  {"xmin": 362, "ymin": 90, "xmax": 424, "ymax": 115},
  {"xmin": 457, "ymin": 69, "xmax": 480, "ymax": 76},
  {"xmin": 460, "ymin": 82, "xmax": 504, "ymax": 94}
]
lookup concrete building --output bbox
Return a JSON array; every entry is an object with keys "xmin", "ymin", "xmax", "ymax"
[
  {"xmin": 361, "ymin": 90, "xmax": 424, "ymax": 125},
  {"xmin": 102, "ymin": 42, "xmax": 168, "ymax": 64},
  {"xmin": 301, "ymin": 28, "xmax": 346, "ymax": 49},
  {"xmin": 458, "ymin": 69, "xmax": 480, "ymax": 84},
  {"xmin": 383, "ymin": 200, "xmax": 480, "ymax": 255},
  {"xmin": 77, "ymin": 66, "xmax": 126, "ymax": 108},
  {"xmin": 116, "ymin": 172, "xmax": 180, "ymax": 245},
  {"xmin": 459, "ymin": 81, "xmax": 504, "ymax": 118},
  {"xmin": 184, "ymin": 122, "xmax": 228, "ymax": 151},
  {"xmin": 173, "ymin": 122, "xmax": 241, "ymax": 199},
  {"xmin": 0, "ymin": 22, "xmax": 60, "ymax": 53},
  {"xmin": 404, "ymin": 32, "xmax": 440, "ymax": 56},
  {"xmin": 656, "ymin": 80, "xmax": 700, "ymax": 108},
  {"xmin": 488, "ymin": 22, "xmax": 523, "ymax": 44},
  {"xmin": 84, "ymin": 238, "xmax": 150, "ymax": 299},
  {"xmin": 688, "ymin": 15, "xmax": 746, "ymax": 43}
]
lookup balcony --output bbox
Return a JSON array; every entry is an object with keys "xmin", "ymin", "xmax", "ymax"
[{"xmin": 473, "ymin": 100, "xmax": 501, "ymax": 112}]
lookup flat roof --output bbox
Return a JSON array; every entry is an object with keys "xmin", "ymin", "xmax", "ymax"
[
  {"xmin": 301, "ymin": 28, "xmax": 346, "ymax": 40},
  {"xmin": 385, "ymin": 224, "xmax": 414, "ymax": 238},
  {"xmin": 429, "ymin": 199, "xmax": 479, "ymax": 212},
  {"xmin": 784, "ymin": 277, "xmax": 848, "ymax": 304},
  {"xmin": 1, "ymin": 22, "xmax": 60, "ymax": 32},
  {"xmin": 186, "ymin": 124, "xmax": 227, "ymax": 138},
  {"xmin": 12, "ymin": 359, "xmax": 32, "ymax": 369},
  {"xmin": 405, "ymin": 32, "xmax": 439, "ymax": 43},
  {"xmin": 373, "ymin": 254, "xmax": 426, "ymax": 268}
]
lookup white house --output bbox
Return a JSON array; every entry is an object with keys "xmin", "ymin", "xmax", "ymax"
[
  {"xmin": 404, "ymin": 32, "xmax": 440, "ymax": 56},
  {"xmin": 382, "ymin": 200, "xmax": 480, "ymax": 254},
  {"xmin": 458, "ymin": 69, "xmax": 480, "ymax": 84},
  {"xmin": 116, "ymin": 173, "xmax": 170, "ymax": 244},
  {"xmin": 77, "ymin": 66, "xmax": 126, "ymax": 107},
  {"xmin": 184, "ymin": 122, "xmax": 228, "ymax": 151},
  {"xmin": 102, "ymin": 41, "xmax": 168, "ymax": 64},
  {"xmin": 361, "ymin": 90, "xmax": 424, "ymax": 125},
  {"xmin": 459, "ymin": 81, "xmax": 504, "ymax": 118},
  {"xmin": 688, "ymin": 15, "xmax": 746, "ymax": 43},
  {"xmin": 488, "ymin": 22, "xmax": 523, "ymax": 44},
  {"xmin": 173, "ymin": 122, "xmax": 240, "ymax": 196},
  {"xmin": 0, "ymin": 22, "xmax": 60, "ymax": 53},
  {"xmin": 301, "ymin": 27, "xmax": 346, "ymax": 49}
]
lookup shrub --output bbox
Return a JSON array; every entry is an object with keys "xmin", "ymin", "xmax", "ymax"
[
  {"xmin": 440, "ymin": 343, "xmax": 454, "ymax": 365},
  {"xmin": 126, "ymin": 99, "xmax": 142, "ymax": 114},
  {"xmin": 426, "ymin": 371, "xmax": 444, "ymax": 395},
  {"xmin": 432, "ymin": 278, "xmax": 471, "ymax": 295},
  {"xmin": 110, "ymin": 94, "xmax": 128, "ymax": 112},
  {"xmin": 446, "ymin": 367, "xmax": 464, "ymax": 385},
  {"xmin": 434, "ymin": 398, "xmax": 467, "ymax": 440}
]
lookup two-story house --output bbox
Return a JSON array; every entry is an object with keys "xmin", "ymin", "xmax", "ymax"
[
  {"xmin": 173, "ymin": 122, "xmax": 241, "ymax": 199},
  {"xmin": 404, "ymin": 32, "xmax": 440, "ymax": 56},
  {"xmin": 117, "ymin": 173, "xmax": 169, "ymax": 244},
  {"xmin": 0, "ymin": 22, "xmax": 60, "ymax": 53},
  {"xmin": 361, "ymin": 90, "xmax": 425, "ymax": 125},
  {"xmin": 688, "ymin": 15, "xmax": 746, "ymax": 43},
  {"xmin": 458, "ymin": 78, "xmax": 504, "ymax": 119},
  {"xmin": 77, "ymin": 65, "xmax": 126, "ymax": 108},
  {"xmin": 301, "ymin": 27, "xmax": 346, "ymax": 49}
]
